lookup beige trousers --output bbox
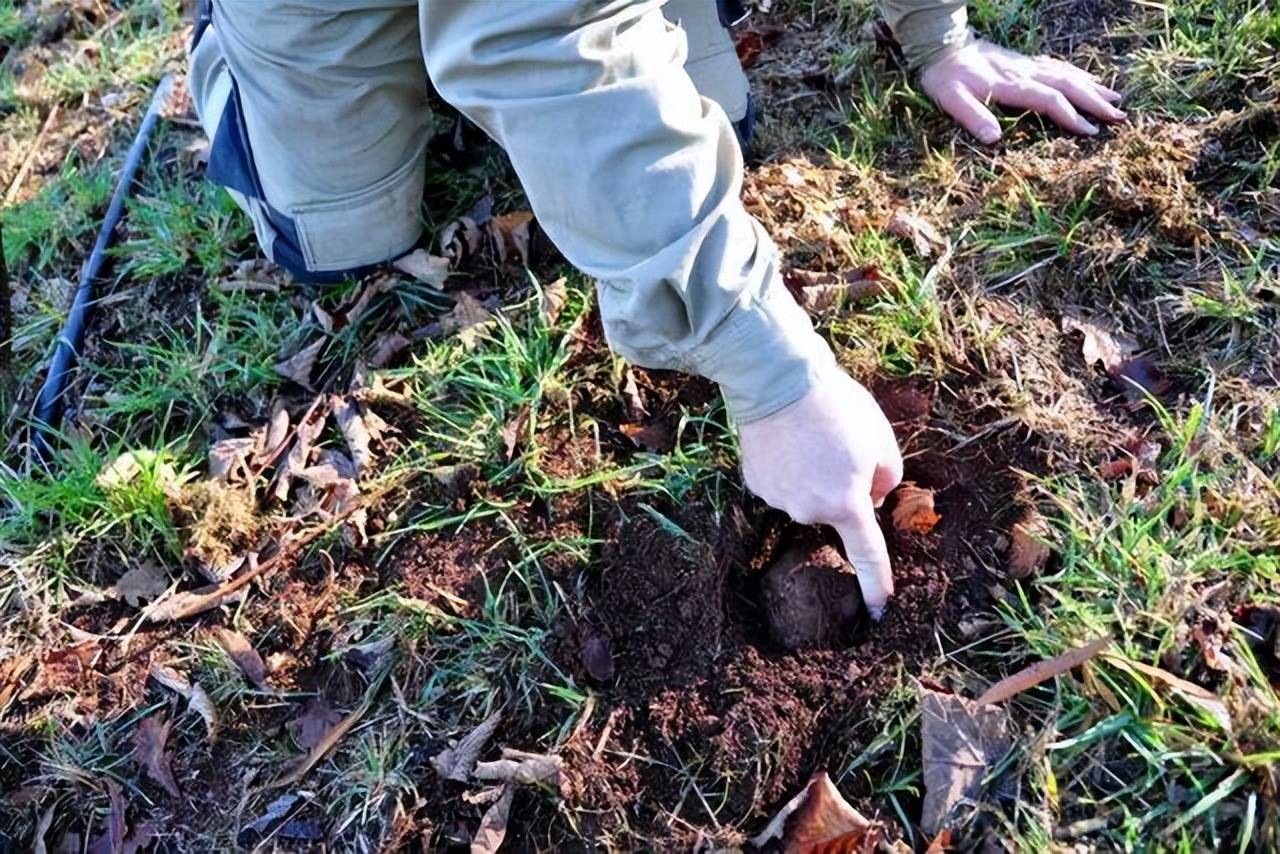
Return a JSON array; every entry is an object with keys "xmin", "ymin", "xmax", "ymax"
[{"xmin": 190, "ymin": 1, "xmax": 833, "ymax": 423}]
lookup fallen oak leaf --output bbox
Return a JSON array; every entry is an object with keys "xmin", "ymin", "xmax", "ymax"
[
  {"xmin": 976, "ymin": 635, "xmax": 1112, "ymax": 707},
  {"xmin": 342, "ymin": 274, "xmax": 399, "ymax": 327},
  {"xmin": 433, "ymin": 711, "xmax": 503, "ymax": 783},
  {"xmin": 149, "ymin": 665, "xmax": 218, "ymax": 740},
  {"xmin": 892, "ymin": 482, "xmax": 941, "ymax": 535},
  {"xmin": 886, "ymin": 208, "xmax": 947, "ymax": 257},
  {"xmin": 471, "ymin": 784, "xmax": 514, "ymax": 854},
  {"xmin": 131, "ymin": 715, "xmax": 179, "ymax": 798},
  {"xmin": 488, "ymin": 211, "xmax": 534, "ymax": 266},
  {"xmin": 749, "ymin": 771, "xmax": 880, "ymax": 853},
  {"xmin": 272, "ymin": 337, "xmax": 325, "ymax": 389},
  {"xmin": 214, "ymin": 628, "xmax": 269, "ymax": 691},
  {"xmin": 272, "ymin": 395, "xmax": 329, "ymax": 502},
  {"xmin": 920, "ymin": 687, "xmax": 1012, "ymax": 836},
  {"xmin": 263, "ymin": 403, "xmax": 291, "ymax": 460},
  {"xmin": 392, "ymin": 248, "xmax": 450, "ymax": 288}
]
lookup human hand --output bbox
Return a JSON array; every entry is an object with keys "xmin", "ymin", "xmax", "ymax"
[
  {"xmin": 739, "ymin": 369, "xmax": 903, "ymax": 618},
  {"xmin": 920, "ymin": 39, "xmax": 1126, "ymax": 144}
]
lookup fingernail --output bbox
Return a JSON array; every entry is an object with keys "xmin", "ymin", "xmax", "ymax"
[
  {"xmin": 979, "ymin": 128, "xmax": 1000, "ymax": 145},
  {"xmin": 868, "ymin": 606, "xmax": 885, "ymax": 622},
  {"xmin": 1081, "ymin": 120, "xmax": 1099, "ymax": 135}
]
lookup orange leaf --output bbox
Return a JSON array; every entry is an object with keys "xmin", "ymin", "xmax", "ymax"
[{"xmin": 892, "ymin": 482, "xmax": 941, "ymax": 535}]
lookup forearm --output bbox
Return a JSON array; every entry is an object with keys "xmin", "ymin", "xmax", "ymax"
[
  {"xmin": 423, "ymin": 0, "xmax": 834, "ymax": 423},
  {"xmin": 879, "ymin": 0, "xmax": 973, "ymax": 70}
]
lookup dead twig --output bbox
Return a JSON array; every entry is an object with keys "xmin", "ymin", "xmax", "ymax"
[
  {"xmin": 5, "ymin": 105, "xmax": 60, "ymax": 205},
  {"xmin": 0, "ymin": 223, "xmax": 10, "ymax": 375},
  {"xmin": 271, "ymin": 666, "xmax": 390, "ymax": 788},
  {"xmin": 976, "ymin": 635, "xmax": 1112, "ymax": 706}
]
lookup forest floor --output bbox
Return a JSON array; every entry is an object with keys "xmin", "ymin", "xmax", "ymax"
[{"xmin": 1, "ymin": 0, "xmax": 1279, "ymax": 851}]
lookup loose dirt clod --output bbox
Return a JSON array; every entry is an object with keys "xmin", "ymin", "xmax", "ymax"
[{"xmin": 762, "ymin": 544, "xmax": 864, "ymax": 650}]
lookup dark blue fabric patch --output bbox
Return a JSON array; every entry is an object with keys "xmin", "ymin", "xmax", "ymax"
[{"xmin": 205, "ymin": 82, "xmax": 370, "ymax": 284}]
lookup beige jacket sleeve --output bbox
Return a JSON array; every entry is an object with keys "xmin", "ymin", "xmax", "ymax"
[
  {"xmin": 423, "ymin": 0, "xmax": 836, "ymax": 425},
  {"xmin": 879, "ymin": 0, "xmax": 974, "ymax": 69}
]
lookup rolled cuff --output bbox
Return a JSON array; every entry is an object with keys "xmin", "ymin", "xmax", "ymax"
[
  {"xmin": 889, "ymin": 4, "xmax": 974, "ymax": 71},
  {"xmin": 688, "ymin": 281, "xmax": 837, "ymax": 423}
]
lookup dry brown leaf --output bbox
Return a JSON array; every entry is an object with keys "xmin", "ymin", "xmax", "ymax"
[
  {"xmin": 749, "ymin": 771, "xmax": 879, "ymax": 853},
  {"xmin": 787, "ymin": 267, "xmax": 883, "ymax": 315},
  {"xmin": 1007, "ymin": 510, "xmax": 1052, "ymax": 578},
  {"xmin": 393, "ymin": 249, "xmax": 450, "ymax": 288},
  {"xmin": 1105, "ymin": 655, "xmax": 1233, "ymax": 732},
  {"xmin": 208, "ymin": 437, "xmax": 256, "ymax": 482},
  {"xmin": 886, "ymin": 209, "xmax": 947, "ymax": 257},
  {"xmin": 131, "ymin": 715, "xmax": 179, "ymax": 798},
  {"xmin": 619, "ymin": 421, "xmax": 674, "ymax": 454},
  {"xmin": 541, "ymin": 276, "xmax": 568, "ymax": 325},
  {"xmin": 273, "ymin": 338, "xmax": 325, "ymax": 389},
  {"xmin": 110, "ymin": 561, "xmax": 169, "ymax": 608},
  {"xmin": 369, "ymin": 332, "xmax": 412, "ymax": 368},
  {"xmin": 442, "ymin": 292, "xmax": 494, "ymax": 348},
  {"xmin": 621, "ymin": 368, "xmax": 648, "ymax": 421},
  {"xmin": 274, "ymin": 396, "xmax": 329, "ymax": 503},
  {"xmin": 310, "ymin": 301, "xmax": 334, "ymax": 333},
  {"xmin": 288, "ymin": 698, "xmax": 342, "ymax": 751},
  {"xmin": 88, "ymin": 779, "xmax": 127, "ymax": 854},
  {"xmin": 332, "ymin": 395, "xmax": 373, "ymax": 478},
  {"xmin": 343, "ymin": 275, "xmax": 399, "ymax": 326},
  {"xmin": 489, "ymin": 211, "xmax": 534, "ymax": 266},
  {"xmin": 470, "ymin": 784, "xmax": 514, "ymax": 854},
  {"xmin": 473, "ymin": 748, "xmax": 562, "ymax": 789},
  {"xmin": 501, "ymin": 407, "xmax": 530, "ymax": 462},
  {"xmin": 214, "ymin": 628, "xmax": 269, "ymax": 691},
  {"xmin": 920, "ymin": 688, "xmax": 1012, "ymax": 836},
  {"xmin": 264, "ymin": 404, "xmax": 291, "ymax": 459},
  {"xmin": 1062, "ymin": 313, "xmax": 1138, "ymax": 372},
  {"xmin": 441, "ymin": 214, "xmax": 485, "ymax": 264},
  {"xmin": 892, "ymin": 482, "xmax": 941, "ymax": 535},
  {"xmin": 275, "ymin": 690, "xmax": 376, "ymax": 788},
  {"xmin": 149, "ymin": 665, "xmax": 218, "ymax": 740},
  {"xmin": 433, "ymin": 711, "xmax": 503, "ymax": 783},
  {"xmin": 977, "ymin": 636, "xmax": 1111, "ymax": 706}
]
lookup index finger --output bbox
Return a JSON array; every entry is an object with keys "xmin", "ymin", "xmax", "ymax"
[{"xmin": 832, "ymin": 493, "xmax": 894, "ymax": 620}]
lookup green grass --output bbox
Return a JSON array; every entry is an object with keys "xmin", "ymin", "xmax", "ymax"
[{"xmin": 3, "ymin": 0, "xmax": 1280, "ymax": 849}]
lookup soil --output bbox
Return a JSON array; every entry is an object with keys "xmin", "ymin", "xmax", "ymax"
[{"xmin": 489, "ymin": 376, "xmax": 1049, "ymax": 847}]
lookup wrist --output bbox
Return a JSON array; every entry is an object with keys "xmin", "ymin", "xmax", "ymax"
[{"xmin": 702, "ymin": 284, "xmax": 837, "ymax": 424}]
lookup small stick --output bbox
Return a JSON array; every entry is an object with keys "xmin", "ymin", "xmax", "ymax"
[
  {"xmin": 976, "ymin": 635, "xmax": 1112, "ymax": 706},
  {"xmin": 4, "ymin": 105, "xmax": 59, "ymax": 205},
  {"xmin": 0, "ymin": 223, "xmax": 10, "ymax": 373}
]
